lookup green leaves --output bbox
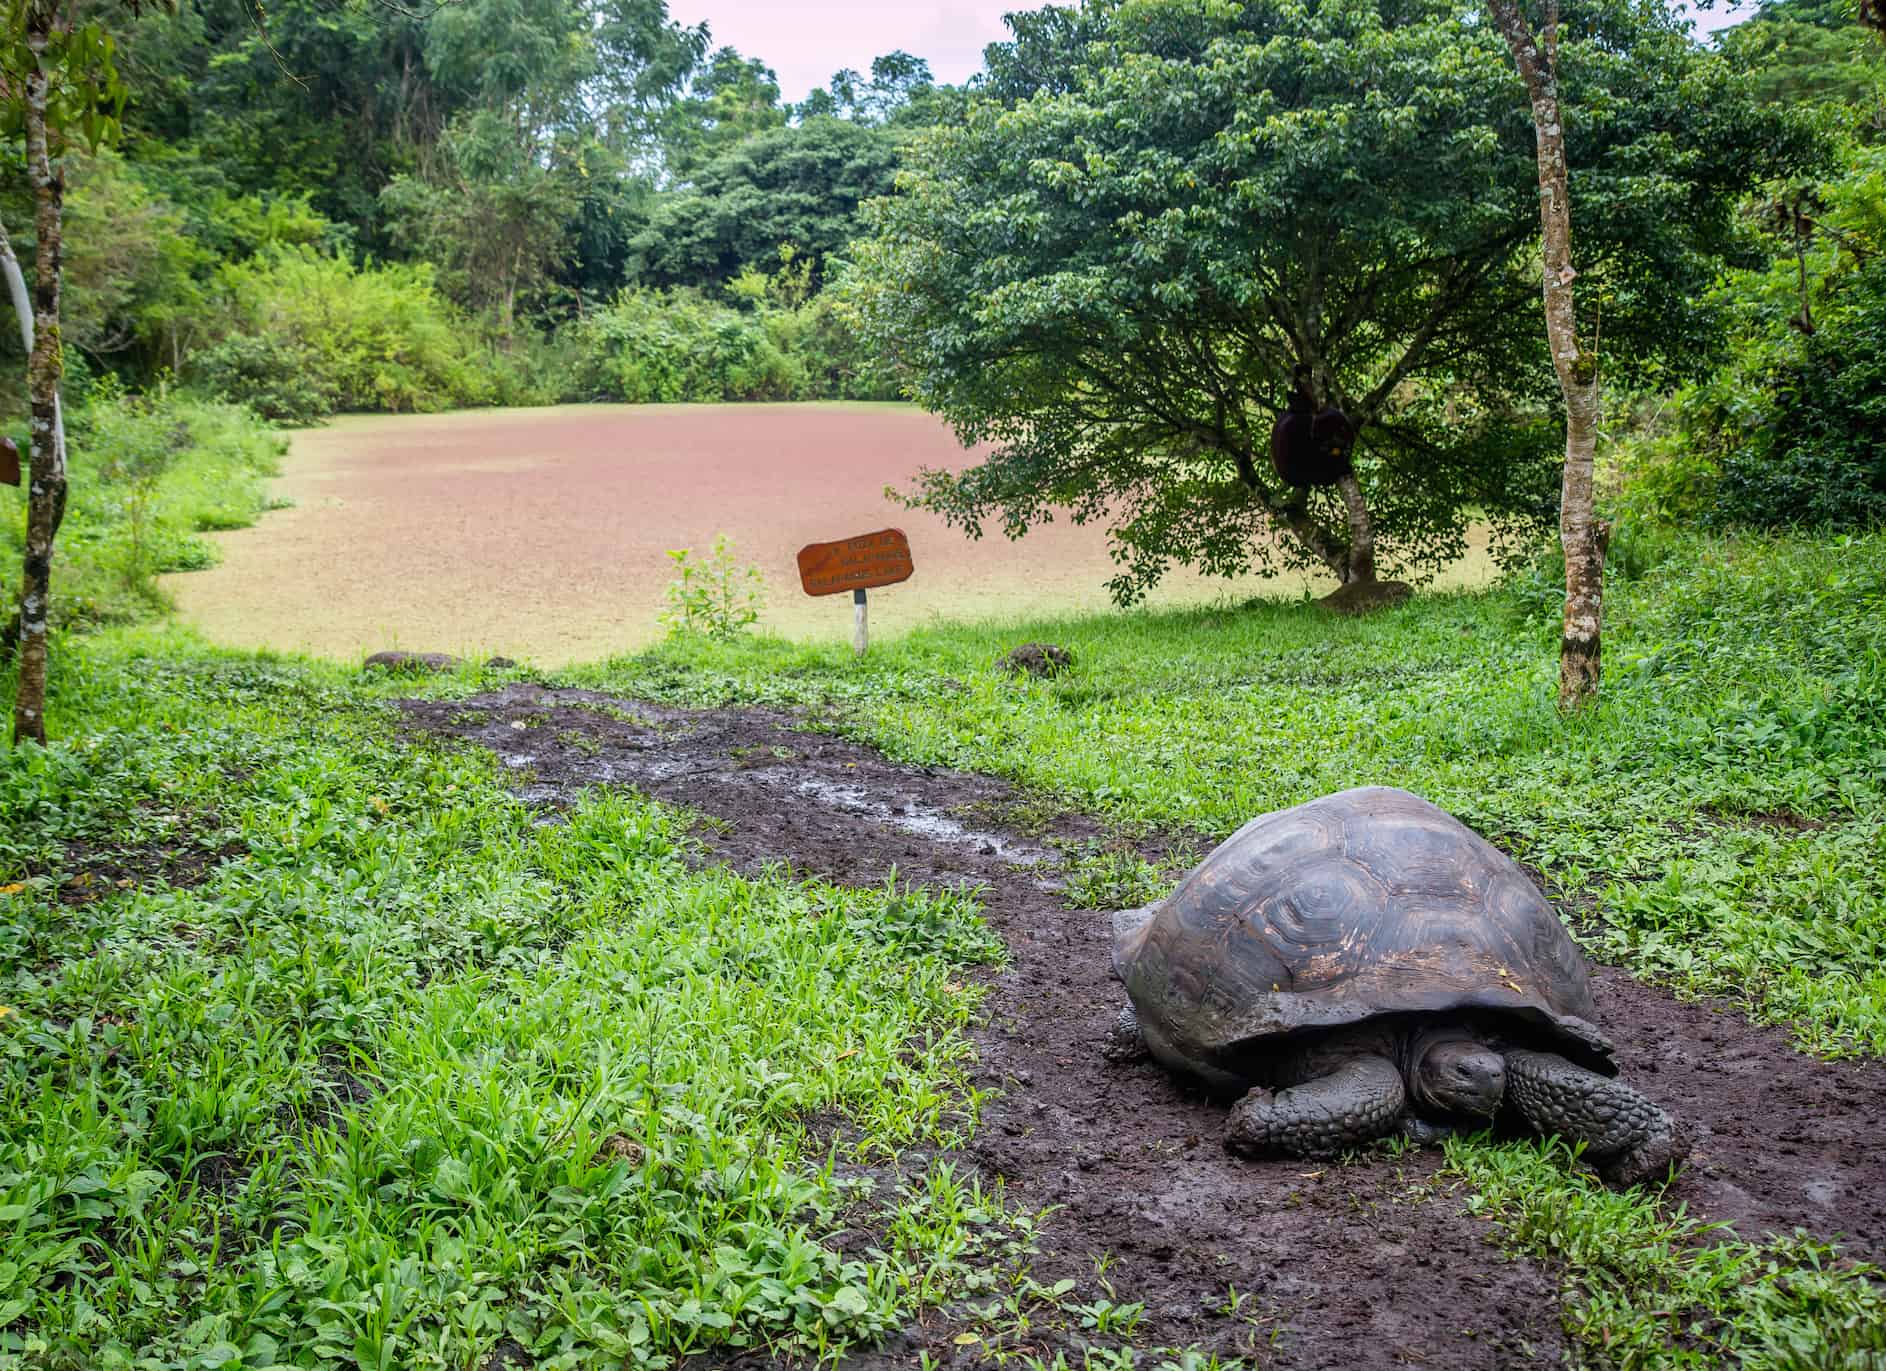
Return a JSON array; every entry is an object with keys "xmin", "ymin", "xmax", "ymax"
[
  {"xmin": 848, "ymin": 0, "xmax": 1805, "ymax": 603},
  {"xmin": 0, "ymin": 9, "xmax": 128, "ymax": 152}
]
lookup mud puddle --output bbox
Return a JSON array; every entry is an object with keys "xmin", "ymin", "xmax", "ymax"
[{"xmin": 402, "ymin": 685, "xmax": 1886, "ymax": 1369}]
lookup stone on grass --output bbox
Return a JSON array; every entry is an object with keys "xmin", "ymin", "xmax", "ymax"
[{"xmin": 1000, "ymin": 643, "xmax": 1074, "ymax": 678}]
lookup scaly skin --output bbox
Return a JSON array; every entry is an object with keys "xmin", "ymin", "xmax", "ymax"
[
  {"xmin": 1504, "ymin": 1049, "xmax": 1689, "ymax": 1186},
  {"xmin": 1224, "ymin": 1054, "xmax": 1406, "ymax": 1158}
]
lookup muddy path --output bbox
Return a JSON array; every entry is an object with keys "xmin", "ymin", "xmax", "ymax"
[{"xmin": 401, "ymin": 685, "xmax": 1886, "ymax": 1369}]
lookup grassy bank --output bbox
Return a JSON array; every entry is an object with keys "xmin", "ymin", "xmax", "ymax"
[{"xmin": 1, "ymin": 391, "xmax": 284, "ymax": 635}]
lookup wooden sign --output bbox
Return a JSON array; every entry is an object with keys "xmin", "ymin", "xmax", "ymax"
[
  {"xmin": 796, "ymin": 528, "xmax": 914, "ymax": 597},
  {"xmin": 0, "ymin": 437, "xmax": 18, "ymax": 488}
]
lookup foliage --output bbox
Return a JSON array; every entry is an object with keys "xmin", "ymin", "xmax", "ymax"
[
  {"xmin": 205, "ymin": 249, "xmax": 493, "ymax": 416},
  {"xmin": 110, "ymin": 0, "xmax": 706, "ymax": 254},
  {"xmin": 660, "ymin": 534, "xmax": 765, "ymax": 640},
  {"xmin": 0, "ymin": 638, "xmax": 1009, "ymax": 1368},
  {"xmin": 191, "ymin": 333, "xmax": 336, "ymax": 425},
  {"xmin": 572, "ymin": 288, "xmax": 797, "ymax": 402},
  {"xmin": 847, "ymin": 0, "xmax": 1810, "ymax": 600},
  {"xmin": 661, "ymin": 46, "xmax": 789, "ymax": 177},
  {"xmin": 567, "ymin": 282, "xmax": 895, "ymax": 404},
  {"xmin": 628, "ymin": 117, "xmax": 899, "ymax": 290},
  {"xmin": 1449, "ymin": 1136, "xmax": 1886, "ymax": 1368},
  {"xmin": 1615, "ymin": 142, "xmax": 1886, "ymax": 531},
  {"xmin": 379, "ymin": 111, "xmax": 581, "ymax": 329},
  {"xmin": 797, "ymin": 51, "xmax": 942, "ymax": 125},
  {"xmin": 1718, "ymin": 0, "xmax": 1886, "ymax": 124},
  {"xmin": 0, "ymin": 390, "xmax": 282, "ymax": 627}
]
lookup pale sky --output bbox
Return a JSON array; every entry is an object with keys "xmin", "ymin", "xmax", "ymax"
[{"xmin": 666, "ymin": 2, "xmax": 1761, "ymax": 106}]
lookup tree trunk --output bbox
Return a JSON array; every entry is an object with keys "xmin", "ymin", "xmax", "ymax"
[
  {"xmin": 13, "ymin": 10, "xmax": 69, "ymax": 745},
  {"xmin": 1488, "ymin": 0, "xmax": 1605, "ymax": 712},
  {"xmin": 1334, "ymin": 472, "xmax": 1376, "ymax": 584}
]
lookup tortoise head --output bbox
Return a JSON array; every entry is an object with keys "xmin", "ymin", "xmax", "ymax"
[{"xmin": 1411, "ymin": 1032, "xmax": 1505, "ymax": 1119}]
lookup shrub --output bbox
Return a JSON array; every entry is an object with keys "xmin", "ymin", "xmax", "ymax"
[
  {"xmin": 659, "ymin": 535, "xmax": 765, "ymax": 640},
  {"xmin": 1715, "ymin": 254, "xmax": 1886, "ymax": 528},
  {"xmin": 201, "ymin": 248, "xmax": 493, "ymax": 417},
  {"xmin": 1619, "ymin": 145, "xmax": 1886, "ymax": 532},
  {"xmin": 572, "ymin": 289, "xmax": 801, "ymax": 403},
  {"xmin": 195, "ymin": 333, "xmax": 337, "ymax": 424}
]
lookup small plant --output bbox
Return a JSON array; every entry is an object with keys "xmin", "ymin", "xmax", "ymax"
[
  {"xmin": 89, "ymin": 385, "xmax": 188, "ymax": 594},
  {"xmin": 658, "ymin": 533, "xmax": 765, "ymax": 640},
  {"xmin": 1061, "ymin": 842, "xmax": 1174, "ymax": 911}
]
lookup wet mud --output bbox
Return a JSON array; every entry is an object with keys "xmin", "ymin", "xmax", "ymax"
[{"xmin": 402, "ymin": 685, "xmax": 1886, "ymax": 1369}]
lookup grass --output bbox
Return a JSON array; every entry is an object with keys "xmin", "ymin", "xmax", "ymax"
[
  {"xmin": 4, "ymin": 523, "xmax": 1884, "ymax": 1367},
  {"xmin": 568, "ymin": 527, "xmax": 1886, "ymax": 1060},
  {"xmin": 1447, "ymin": 1137, "xmax": 1886, "ymax": 1369},
  {"xmin": 550, "ymin": 524, "xmax": 1886, "ymax": 1367},
  {"xmin": 0, "ymin": 389, "xmax": 284, "ymax": 634},
  {"xmin": 0, "ymin": 638, "xmax": 1016, "ymax": 1369}
]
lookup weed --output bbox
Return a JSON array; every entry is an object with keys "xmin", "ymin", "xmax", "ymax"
[{"xmin": 659, "ymin": 534, "xmax": 766, "ymax": 641}]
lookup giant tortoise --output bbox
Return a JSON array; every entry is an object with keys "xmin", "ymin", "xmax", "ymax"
[{"xmin": 1110, "ymin": 786, "xmax": 1686, "ymax": 1186}]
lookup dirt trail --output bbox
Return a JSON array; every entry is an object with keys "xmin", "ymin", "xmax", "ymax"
[{"xmin": 402, "ymin": 686, "xmax": 1886, "ymax": 1369}]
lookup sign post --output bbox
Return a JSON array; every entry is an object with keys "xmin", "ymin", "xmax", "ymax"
[{"xmin": 796, "ymin": 527, "xmax": 914, "ymax": 657}]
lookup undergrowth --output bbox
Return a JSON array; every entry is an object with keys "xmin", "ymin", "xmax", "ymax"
[
  {"xmin": 0, "ymin": 639, "xmax": 1011, "ymax": 1369},
  {"xmin": 0, "ymin": 389, "xmax": 284, "ymax": 633},
  {"xmin": 1447, "ymin": 1137, "xmax": 1886, "ymax": 1370}
]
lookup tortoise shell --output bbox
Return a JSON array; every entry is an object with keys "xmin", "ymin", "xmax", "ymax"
[{"xmin": 1113, "ymin": 786, "xmax": 1612, "ymax": 1087}]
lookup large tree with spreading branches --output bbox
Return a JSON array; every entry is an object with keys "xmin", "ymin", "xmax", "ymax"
[{"xmin": 848, "ymin": 0, "xmax": 1805, "ymax": 607}]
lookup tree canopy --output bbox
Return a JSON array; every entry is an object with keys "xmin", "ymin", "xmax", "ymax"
[{"xmin": 849, "ymin": 0, "xmax": 1809, "ymax": 600}]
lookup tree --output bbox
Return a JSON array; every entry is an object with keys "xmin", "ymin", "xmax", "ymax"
[
  {"xmin": 3, "ymin": 0, "xmax": 134, "ymax": 744},
  {"xmin": 1485, "ymin": 0, "xmax": 1605, "ymax": 709},
  {"xmin": 798, "ymin": 51, "xmax": 938, "ymax": 125},
  {"xmin": 1716, "ymin": 0, "xmax": 1884, "ymax": 123},
  {"xmin": 661, "ymin": 46, "xmax": 788, "ymax": 177},
  {"xmin": 848, "ymin": 0, "xmax": 1797, "ymax": 606},
  {"xmin": 381, "ymin": 112, "xmax": 580, "ymax": 330},
  {"xmin": 627, "ymin": 117, "xmax": 899, "ymax": 290}
]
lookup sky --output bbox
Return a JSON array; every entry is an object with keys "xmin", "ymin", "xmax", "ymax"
[{"xmin": 666, "ymin": 1, "xmax": 1763, "ymax": 106}]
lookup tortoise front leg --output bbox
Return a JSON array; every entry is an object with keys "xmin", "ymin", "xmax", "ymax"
[
  {"xmin": 1503, "ymin": 1050, "xmax": 1689, "ymax": 1186},
  {"xmin": 1225, "ymin": 1054, "xmax": 1405, "ymax": 1159}
]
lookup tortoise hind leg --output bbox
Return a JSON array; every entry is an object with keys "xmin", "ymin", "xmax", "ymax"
[
  {"xmin": 1504, "ymin": 1049, "xmax": 1689, "ymax": 1187},
  {"xmin": 1225, "ymin": 1054, "xmax": 1405, "ymax": 1159}
]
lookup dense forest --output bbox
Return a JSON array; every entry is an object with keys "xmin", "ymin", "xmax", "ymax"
[{"xmin": 1, "ymin": 0, "xmax": 963, "ymax": 420}]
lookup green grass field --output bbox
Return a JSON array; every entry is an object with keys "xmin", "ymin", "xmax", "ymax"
[{"xmin": 3, "ymin": 523, "xmax": 1884, "ymax": 1368}]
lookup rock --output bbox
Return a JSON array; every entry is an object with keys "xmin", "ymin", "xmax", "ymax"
[
  {"xmin": 484, "ymin": 656, "xmax": 518, "ymax": 670},
  {"xmin": 999, "ymin": 642, "xmax": 1074, "ymax": 678},
  {"xmin": 1317, "ymin": 580, "xmax": 1413, "ymax": 616},
  {"xmin": 363, "ymin": 651, "xmax": 462, "ymax": 674}
]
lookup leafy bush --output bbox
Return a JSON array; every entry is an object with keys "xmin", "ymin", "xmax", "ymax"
[
  {"xmin": 1617, "ymin": 145, "xmax": 1886, "ymax": 531},
  {"xmin": 201, "ymin": 248, "xmax": 493, "ymax": 418},
  {"xmin": 571, "ymin": 288, "xmax": 801, "ymax": 402},
  {"xmin": 1715, "ymin": 253, "xmax": 1886, "ymax": 528},
  {"xmin": 569, "ymin": 282, "xmax": 898, "ymax": 404},
  {"xmin": 194, "ymin": 333, "xmax": 337, "ymax": 424}
]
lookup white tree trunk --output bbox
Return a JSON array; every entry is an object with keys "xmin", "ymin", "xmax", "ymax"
[{"xmin": 1489, "ymin": 0, "xmax": 1605, "ymax": 711}]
